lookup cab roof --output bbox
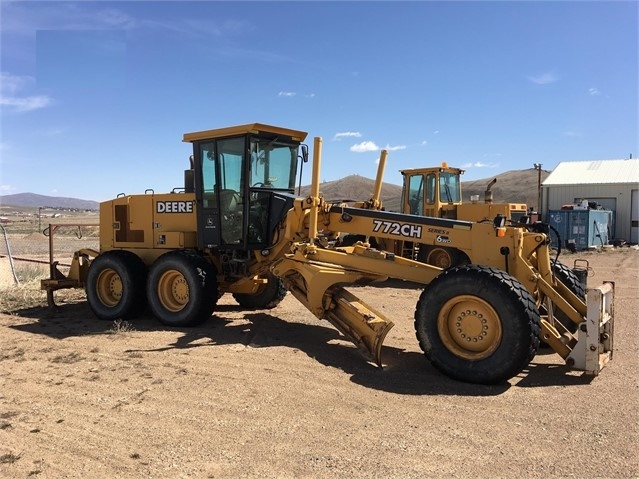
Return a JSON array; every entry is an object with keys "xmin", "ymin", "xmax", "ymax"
[{"xmin": 183, "ymin": 123, "xmax": 308, "ymax": 143}]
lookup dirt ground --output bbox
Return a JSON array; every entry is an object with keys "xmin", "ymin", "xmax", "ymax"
[{"xmin": 1, "ymin": 234, "xmax": 638, "ymax": 479}]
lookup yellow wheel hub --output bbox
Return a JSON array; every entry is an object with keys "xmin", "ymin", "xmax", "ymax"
[
  {"xmin": 157, "ymin": 270, "xmax": 189, "ymax": 312},
  {"xmin": 96, "ymin": 268, "xmax": 122, "ymax": 307},
  {"xmin": 437, "ymin": 295, "xmax": 502, "ymax": 360},
  {"xmin": 428, "ymin": 248, "xmax": 453, "ymax": 269}
]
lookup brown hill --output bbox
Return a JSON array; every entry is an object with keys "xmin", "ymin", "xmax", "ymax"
[
  {"xmin": 298, "ymin": 175, "xmax": 403, "ymax": 211},
  {"xmin": 299, "ymin": 168, "xmax": 550, "ymax": 212},
  {"xmin": 461, "ymin": 168, "xmax": 550, "ymax": 210},
  {"xmin": 0, "ymin": 193, "xmax": 99, "ymax": 211},
  {"xmin": 1, "ymin": 168, "xmax": 549, "ymax": 215}
]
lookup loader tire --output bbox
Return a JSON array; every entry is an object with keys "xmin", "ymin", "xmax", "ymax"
[
  {"xmin": 417, "ymin": 246, "xmax": 457, "ymax": 269},
  {"xmin": 146, "ymin": 251, "xmax": 218, "ymax": 327},
  {"xmin": 414, "ymin": 265, "xmax": 541, "ymax": 384},
  {"xmin": 232, "ymin": 273, "xmax": 287, "ymax": 309},
  {"xmin": 86, "ymin": 250, "xmax": 147, "ymax": 321},
  {"xmin": 551, "ymin": 262, "xmax": 585, "ymax": 334}
]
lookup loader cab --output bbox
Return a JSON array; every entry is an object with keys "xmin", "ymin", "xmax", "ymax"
[
  {"xmin": 183, "ymin": 124, "xmax": 308, "ymax": 251},
  {"xmin": 401, "ymin": 164, "xmax": 463, "ymax": 219}
]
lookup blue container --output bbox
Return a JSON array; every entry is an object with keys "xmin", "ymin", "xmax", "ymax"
[
  {"xmin": 548, "ymin": 209, "xmax": 612, "ymax": 250},
  {"xmin": 548, "ymin": 210, "xmax": 569, "ymax": 249}
]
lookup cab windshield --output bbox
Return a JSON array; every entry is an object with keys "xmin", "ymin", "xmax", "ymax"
[
  {"xmin": 439, "ymin": 172, "xmax": 461, "ymax": 203},
  {"xmin": 250, "ymin": 139, "xmax": 299, "ymax": 190}
]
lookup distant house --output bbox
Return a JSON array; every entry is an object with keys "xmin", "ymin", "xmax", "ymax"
[
  {"xmin": 0, "ymin": 217, "xmax": 8, "ymax": 224},
  {"xmin": 542, "ymin": 158, "xmax": 639, "ymax": 244}
]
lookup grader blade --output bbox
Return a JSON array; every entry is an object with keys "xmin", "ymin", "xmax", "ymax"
[{"xmin": 323, "ymin": 286, "xmax": 394, "ymax": 367}]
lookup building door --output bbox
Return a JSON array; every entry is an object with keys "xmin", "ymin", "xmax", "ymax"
[{"xmin": 632, "ymin": 189, "xmax": 638, "ymax": 244}]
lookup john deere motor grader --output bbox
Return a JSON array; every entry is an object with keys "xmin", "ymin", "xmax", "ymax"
[{"xmin": 42, "ymin": 123, "xmax": 614, "ymax": 385}]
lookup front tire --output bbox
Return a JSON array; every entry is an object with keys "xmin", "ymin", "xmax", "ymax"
[
  {"xmin": 414, "ymin": 265, "xmax": 541, "ymax": 384},
  {"xmin": 146, "ymin": 251, "xmax": 218, "ymax": 327},
  {"xmin": 232, "ymin": 273, "xmax": 287, "ymax": 309},
  {"xmin": 85, "ymin": 250, "xmax": 147, "ymax": 321}
]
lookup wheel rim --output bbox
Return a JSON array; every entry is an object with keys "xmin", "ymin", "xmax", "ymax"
[
  {"xmin": 428, "ymin": 248, "xmax": 453, "ymax": 269},
  {"xmin": 96, "ymin": 268, "xmax": 122, "ymax": 307},
  {"xmin": 437, "ymin": 295, "xmax": 502, "ymax": 360},
  {"xmin": 157, "ymin": 269, "xmax": 189, "ymax": 312}
]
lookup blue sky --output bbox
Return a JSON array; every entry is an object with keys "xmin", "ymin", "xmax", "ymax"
[{"xmin": 1, "ymin": 0, "xmax": 637, "ymax": 202}]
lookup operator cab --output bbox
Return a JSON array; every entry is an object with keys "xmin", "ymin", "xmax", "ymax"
[
  {"xmin": 401, "ymin": 164, "xmax": 463, "ymax": 219},
  {"xmin": 183, "ymin": 123, "xmax": 308, "ymax": 250}
]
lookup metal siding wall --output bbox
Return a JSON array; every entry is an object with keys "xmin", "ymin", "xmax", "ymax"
[{"xmin": 543, "ymin": 184, "xmax": 635, "ymax": 243}]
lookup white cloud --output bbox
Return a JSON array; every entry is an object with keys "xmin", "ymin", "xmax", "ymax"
[
  {"xmin": 384, "ymin": 144, "xmax": 406, "ymax": 152},
  {"xmin": 278, "ymin": 91, "xmax": 296, "ymax": 97},
  {"xmin": 0, "ymin": 73, "xmax": 51, "ymax": 113},
  {"xmin": 350, "ymin": 141, "xmax": 379, "ymax": 153},
  {"xmin": 0, "ymin": 184, "xmax": 16, "ymax": 193},
  {"xmin": 420, "ymin": 140, "xmax": 428, "ymax": 146},
  {"xmin": 528, "ymin": 72, "xmax": 558, "ymax": 85},
  {"xmin": 1, "ymin": 72, "xmax": 34, "ymax": 94},
  {"xmin": 459, "ymin": 162, "xmax": 499, "ymax": 169},
  {"xmin": 37, "ymin": 127, "xmax": 65, "ymax": 137},
  {"xmin": 0, "ymin": 95, "xmax": 51, "ymax": 112},
  {"xmin": 349, "ymin": 140, "xmax": 405, "ymax": 153},
  {"xmin": 333, "ymin": 131, "xmax": 362, "ymax": 141},
  {"xmin": 562, "ymin": 130, "xmax": 583, "ymax": 137},
  {"xmin": 589, "ymin": 87, "xmax": 601, "ymax": 96},
  {"xmin": 2, "ymin": 3, "xmax": 135, "ymax": 36}
]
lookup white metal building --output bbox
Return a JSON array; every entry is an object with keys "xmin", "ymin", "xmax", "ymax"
[{"xmin": 542, "ymin": 158, "xmax": 639, "ymax": 244}]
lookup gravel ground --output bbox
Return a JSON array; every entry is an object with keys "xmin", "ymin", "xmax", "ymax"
[{"xmin": 0, "ymin": 237, "xmax": 637, "ymax": 479}]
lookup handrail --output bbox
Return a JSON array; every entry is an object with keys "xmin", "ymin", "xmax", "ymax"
[
  {"xmin": 43, "ymin": 223, "xmax": 99, "ymax": 274},
  {"xmin": 0, "ymin": 224, "xmax": 19, "ymax": 284}
]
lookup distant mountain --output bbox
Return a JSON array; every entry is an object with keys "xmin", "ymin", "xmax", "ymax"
[
  {"xmin": 298, "ymin": 175, "xmax": 404, "ymax": 211},
  {"xmin": 299, "ymin": 168, "xmax": 550, "ymax": 212},
  {"xmin": 0, "ymin": 193, "xmax": 99, "ymax": 211},
  {"xmin": 460, "ymin": 168, "xmax": 550, "ymax": 210},
  {"xmin": 0, "ymin": 167, "xmax": 549, "ymax": 213}
]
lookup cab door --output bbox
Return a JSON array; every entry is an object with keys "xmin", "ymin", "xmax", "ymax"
[{"xmin": 195, "ymin": 137, "xmax": 247, "ymax": 249}]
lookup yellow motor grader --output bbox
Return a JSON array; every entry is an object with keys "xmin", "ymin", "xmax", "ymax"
[{"xmin": 42, "ymin": 123, "xmax": 614, "ymax": 384}]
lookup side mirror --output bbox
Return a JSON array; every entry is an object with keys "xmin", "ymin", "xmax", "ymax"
[{"xmin": 301, "ymin": 144, "xmax": 309, "ymax": 163}]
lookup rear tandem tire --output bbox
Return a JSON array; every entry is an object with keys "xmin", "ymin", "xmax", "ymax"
[
  {"xmin": 232, "ymin": 273, "xmax": 287, "ymax": 309},
  {"xmin": 414, "ymin": 265, "xmax": 541, "ymax": 384},
  {"xmin": 85, "ymin": 250, "xmax": 147, "ymax": 321},
  {"xmin": 146, "ymin": 251, "xmax": 218, "ymax": 327}
]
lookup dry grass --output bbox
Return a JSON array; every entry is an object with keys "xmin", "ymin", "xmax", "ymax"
[
  {"xmin": 50, "ymin": 352, "xmax": 84, "ymax": 364},
  {"xmin": 0, "ymin": 452, "xmax": 21, "ymax": 464},
  {"xmin": 0, "ymin": 280, "xmax": 87, "ymax": 314},
  {"xmin": 1, "ymin": 223, "xmax": 97, "ymax": 314},
  {"xmin": 0, "ymin": 281, "xmax": 48, "ymax": 313},
  {"xmin": 109, "ymin": 319, "xmax": 136, "ymax": 334}
]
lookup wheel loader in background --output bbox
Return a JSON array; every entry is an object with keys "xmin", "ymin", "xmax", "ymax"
[
  {"xmin": 387, "ymin": 164, "xmax": 528, "ymax": 268},
  {"xmin": 41, "ymin": 123, "xmax": 614, "ymax": 385}
]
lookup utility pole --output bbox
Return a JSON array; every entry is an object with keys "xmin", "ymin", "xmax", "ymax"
[{"xmin": 533, "ymin": 164, "xmax": 542, "ymax": 218}]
